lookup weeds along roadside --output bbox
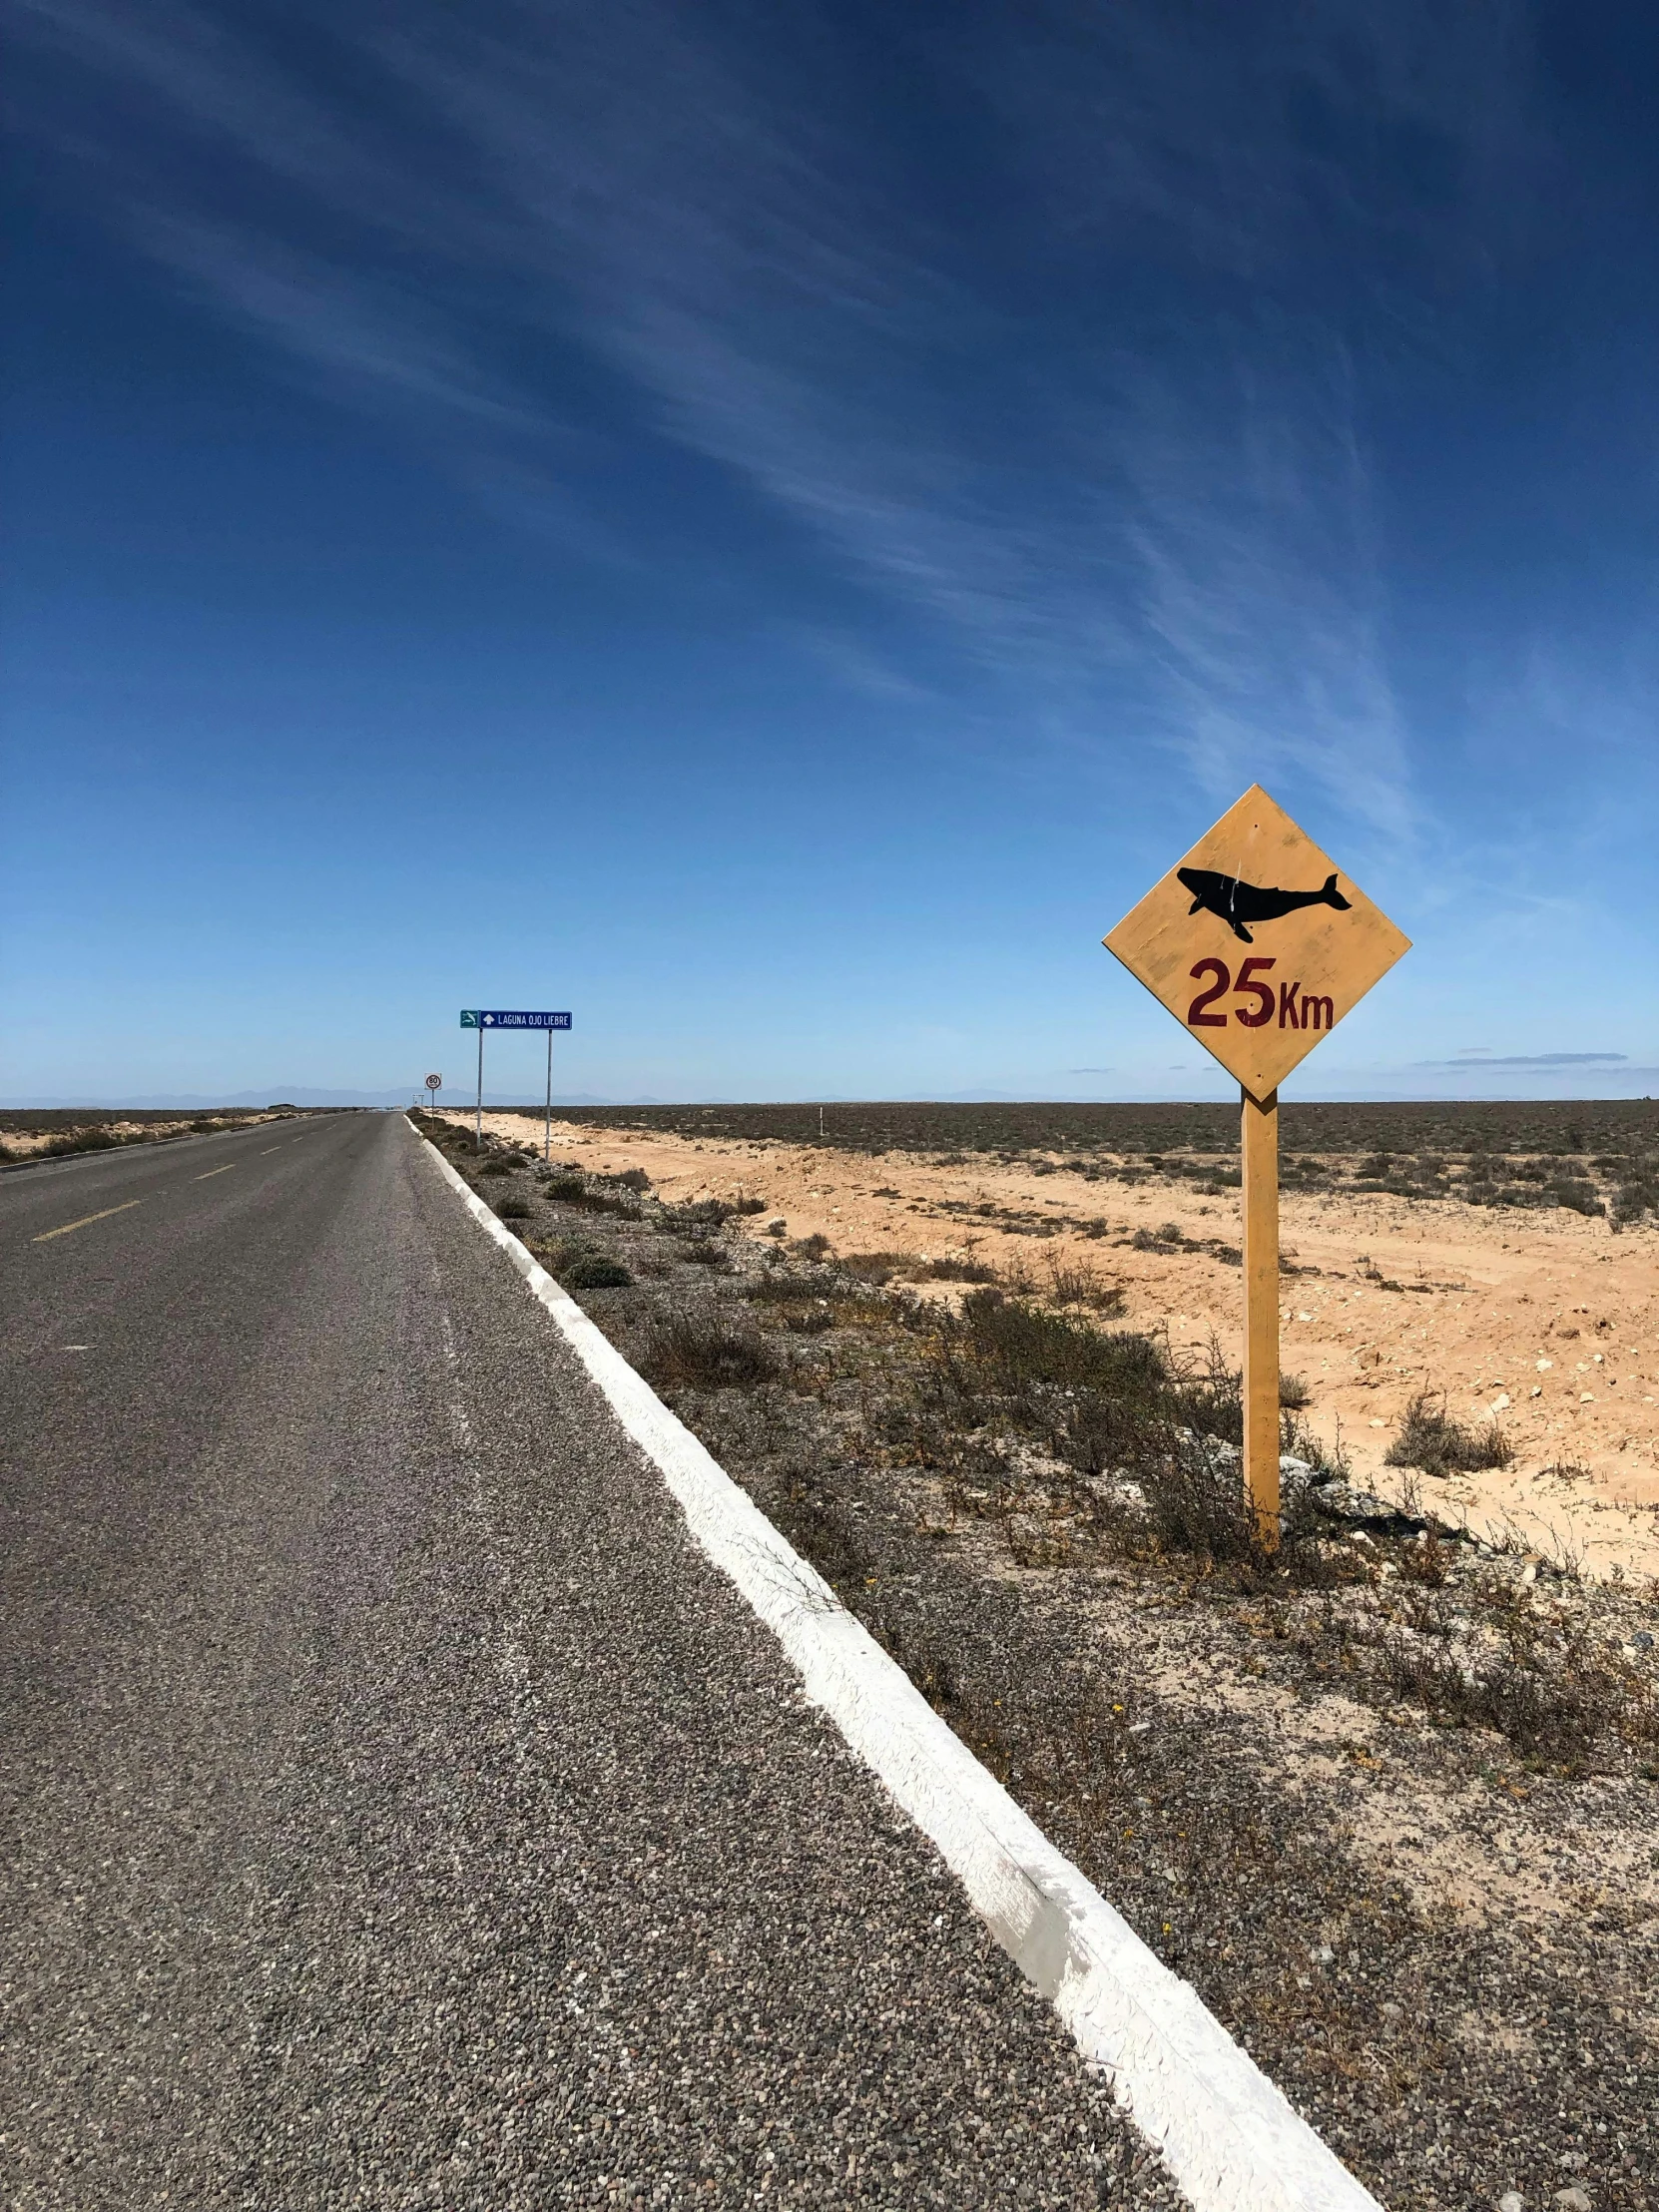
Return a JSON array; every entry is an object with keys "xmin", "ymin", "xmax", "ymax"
[
  {"xmin": 0, "ymin": 1108, "xmax": 296, "ymax": 1164},
  {"xmin": 415, "ymin": 1108, "xmax": 1659, "ymax": 2212}
]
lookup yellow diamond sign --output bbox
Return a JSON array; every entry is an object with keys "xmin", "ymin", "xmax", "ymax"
[{"xmin": 1103, "ymin": 785, "xmax": 1410, "ymax": 1099}]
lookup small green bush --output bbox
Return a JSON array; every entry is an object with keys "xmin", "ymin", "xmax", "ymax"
[
  {"xmin": 496, "ymin": 1196, "xmax": 533, "ymax": 1220},
  {"xmin": 562, "ymin": 1254, "xmax": 633, "ymax": 1289}
]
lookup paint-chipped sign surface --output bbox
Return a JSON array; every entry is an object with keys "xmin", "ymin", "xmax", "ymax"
[{"xmin": 1103, "ymin": 785, "xmax": 1409, "ymax": 1099}]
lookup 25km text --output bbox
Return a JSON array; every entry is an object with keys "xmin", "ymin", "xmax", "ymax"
[{"xmin": 1187, "ymin": 957, "xmax": 1333, "ymax": 1032}]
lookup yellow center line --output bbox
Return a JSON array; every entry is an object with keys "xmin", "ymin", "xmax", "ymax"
[
  {"xmin": 33, "ymin": 1199, "xmax": 144, "ymax": 1244},
  {"xmin": 196, "ymin": 1164, "xmax": 235, "ymax": 1180}
]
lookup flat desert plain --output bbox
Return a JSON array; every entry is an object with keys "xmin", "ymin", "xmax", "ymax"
[{"xmin": 439, "ymin": 1108, "xmax": 1659, "ymax": 1578}]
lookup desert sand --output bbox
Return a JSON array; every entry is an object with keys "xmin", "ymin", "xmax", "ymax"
[{"xmin": 434, "ymin": 1109, "xmax": 1659, "ymax": 1579}]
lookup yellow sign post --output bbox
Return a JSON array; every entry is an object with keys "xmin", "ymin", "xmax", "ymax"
[{"xmin": 1103, "ymin": 785, "xmax": 1409, "ymax": 1541}]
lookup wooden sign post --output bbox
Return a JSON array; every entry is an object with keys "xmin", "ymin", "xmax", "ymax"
[{"xmin": 1103, "ymin": 786, "xmax": 1409, "ymax": 1543}]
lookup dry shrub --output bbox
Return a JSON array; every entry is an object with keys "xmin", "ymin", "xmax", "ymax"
[
  {"xmin": 1384, "ymin": 1391, "xmax": 1512, "ymax": 1477},
  {"xmin": 745, "ymin": 1269, "xmax": 827, "ymax": 1305},
  {"xmin": 543, "ymin": 1172, "xmax": 640, "ymax": 1218},
  {"xmin": 1137, "ymin": 1437, "xmax": 1261, "ymax": 1562},
  {"xmin": 664, "ymin": 1197, "xmax": 737, "ymax": 1230},
  {"xmin": 945, "ymin": 1290, "xmax": 1166, "ymax": 1399},
  {"xmin": 839, "ymin": 1251, "xmax": 908, "ymax": 1284},
  {"xmin": 841, "ymin": 1251, "xmax": 1000, "ymax": 1287},
  {"xmin": 1370, "ymin": 1588, "xmax": 1650, "ymax": 1764},
  {"xmin": 639, "ymin": 1310, "xmax": 776, "ymax": 1390},
  {"xmin": 679, "ymin": 1237, "xmax": 731, "ymax": 1269},
  {"xmin": 43, "ymin": 1128, "xmax": 125, "ymax": 1156},
  {"xmin": 1044, "ymin": 1254, "xmax": 1127, "ymax": 1314}
]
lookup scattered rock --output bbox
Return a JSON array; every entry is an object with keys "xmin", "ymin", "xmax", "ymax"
[
  {"xmin": 1308, "ymin": 1480, "xmax": 1430, "ymax": 1535},
  {"xmin": 1552, "ymin": 2189, "xmax": 1591, "ymax": 2212}
]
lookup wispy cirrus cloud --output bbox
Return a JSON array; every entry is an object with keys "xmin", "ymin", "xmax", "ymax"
[{"xmin": 11, "ymin": 0, "xmax": 1543, "ymax": 828}]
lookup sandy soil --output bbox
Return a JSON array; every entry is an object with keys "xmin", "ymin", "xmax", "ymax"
[
  {"xmin": 436, "ymin": 1110, "xmax": 1659, "ymax": 1579},
  {"xmin": 0, "ymin": 1114, "xmax": 276, "ymax": 1160}
]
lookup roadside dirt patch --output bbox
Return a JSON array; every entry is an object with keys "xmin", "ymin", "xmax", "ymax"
[{"xmin": 439, "ymin": 1106, "xmax": 1659, "ymax": 1578}]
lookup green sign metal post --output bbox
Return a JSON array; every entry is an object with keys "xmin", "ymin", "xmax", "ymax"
[{"xmin": 459, "ymin": 1010, "xmax": 571, "ymax": 1154}]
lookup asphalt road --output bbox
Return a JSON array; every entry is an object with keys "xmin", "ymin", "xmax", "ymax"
[{"xmin": 2, "ymin": 1112, "xmax": 1169, "ymax": 2209}]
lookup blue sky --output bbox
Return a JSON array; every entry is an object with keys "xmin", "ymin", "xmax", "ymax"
[{"xmin": 4, "ymin": 0, "xmax": 1657, "ymax": 1105}]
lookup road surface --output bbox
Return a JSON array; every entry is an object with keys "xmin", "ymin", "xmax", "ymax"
[{"xmin": 2, "ymin": 1113, "xmax": 1162, "ymax": 2208}]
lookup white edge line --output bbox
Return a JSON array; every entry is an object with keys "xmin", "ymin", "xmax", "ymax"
[{"xmin": 412, "ymin": 1122, "xmax": 1383, "ymax": 2212}]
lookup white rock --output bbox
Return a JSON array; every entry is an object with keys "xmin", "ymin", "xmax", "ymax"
[{"xmin": 1498, "ymin": 2194, "xmax": 1524, "ymax": 2212}]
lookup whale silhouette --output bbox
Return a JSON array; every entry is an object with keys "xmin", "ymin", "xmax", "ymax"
[{"xmin": 1177, "ymin": 866, "xmax": 1351, "ymax": 944}]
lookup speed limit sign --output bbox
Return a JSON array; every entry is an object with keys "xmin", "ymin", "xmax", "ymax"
[{"xmin": 425, "ymin": 1073, "xmax": 442, "ymax": 1093}]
